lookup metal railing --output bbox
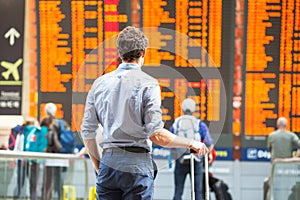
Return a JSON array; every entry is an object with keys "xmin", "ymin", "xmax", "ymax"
[
  {"xmin": 0, "ymin": 150, "xmax": 93, "ymax": 200},
  {"xmin": 269, "ymin": 158, "xmax": 300, "ymax": 200}
]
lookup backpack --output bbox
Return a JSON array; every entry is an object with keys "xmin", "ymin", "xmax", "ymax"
[
  {"xmin": 176, "ymin": 115, "xmax": 199, "ymax": 139},
  {"xmin": 58, "ymin": 119, "xmax": 75, "ymax": 153},
  {"xmin": 24, "ymin": 126, "xmax": 48, "ymax": 152},
  {"xmin": 8, "ymin": 125, "xmax": 23, "ymax": 150},
  {"xmin": 171, "ymin": 115, "xmax": 200, "ymax": 162}
]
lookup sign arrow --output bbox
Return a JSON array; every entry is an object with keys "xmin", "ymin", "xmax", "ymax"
[{"xmin": 4, "ymin": 27, "xmax": 20, "ymax": 46}]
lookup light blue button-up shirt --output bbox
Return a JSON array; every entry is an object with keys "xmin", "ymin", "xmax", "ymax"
[{"xmin": 80, "ymin": 63, "xmax": 164, "ymax": 151}]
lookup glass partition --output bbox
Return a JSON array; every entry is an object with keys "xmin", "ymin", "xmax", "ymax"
[
  {"xmin": 270, "ymin": 159, "xmax": 300, "ymax": 200},
  {"xmin": 0, "ymin": 150, "xmax": 94, "ymax": 200}
]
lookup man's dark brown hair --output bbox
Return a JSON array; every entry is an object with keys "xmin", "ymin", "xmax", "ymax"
[{"xmin": 116, "ymin": 26, "xmax": 149, "ymax": 62}]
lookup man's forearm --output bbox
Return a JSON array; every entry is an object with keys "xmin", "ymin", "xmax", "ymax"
[
  {"xmin": 150, "ymin": 128, "xmax": 209, "ymax": 156},
  {"xmin": 83, "ymin": 139, "xmax": 101, "ymax": 172},
  {"xmin": 150, "ymin": 128, "xmax": 191, "ymax": 148}
]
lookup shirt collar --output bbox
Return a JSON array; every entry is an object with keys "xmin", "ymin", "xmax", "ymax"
[{"xmin": 117, "ymin": 63, "xmax": 141, "ymax": 71}]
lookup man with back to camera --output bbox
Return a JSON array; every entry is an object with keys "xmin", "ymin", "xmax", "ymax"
[
  {"xmin": 263, "ymin": 117, "xmax": 300, "ymax": 200},
  {"xmin": 80, "ymin": 26, "xmax": 209, "ymax": 199},
  {"xmin": 170, "ymin": 98, "xmax": 214, "ymax": 200}
]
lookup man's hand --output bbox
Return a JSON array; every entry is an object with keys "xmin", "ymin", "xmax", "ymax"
[
  {"xmin": 150, "ymin": 128, "xmax": 210, "ymax": 156},
  {"xmin": 189, "ymin": 140, "xmax": 209, "ymax": 156},
  {"xmin": 83, "ymin": 139, "xmax": 101, "ymax": 172}
]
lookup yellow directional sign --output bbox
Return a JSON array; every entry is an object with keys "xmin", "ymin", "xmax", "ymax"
[{"xmin": 1, "ymin": 58, "xmax": 22, "ymax": 81}]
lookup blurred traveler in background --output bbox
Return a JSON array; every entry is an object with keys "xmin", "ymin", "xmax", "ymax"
[
  {"xmin": 41, "ymin": 103, "xmax": 71, "ymax": 200},
  {"xmin": 268, "ymin": 117, "xmax": 300, "ymax": 160},
  {"xmin": 11, "ymin": 119, "xmax": 28, "ymax": 199},
  {"xmin": 21, "ymin": 117, "xmax": 42, "ymax": 200},
  {"xmin": 264, "ymin": 117, "xmax": 300, "ymax": 200},
  {"xmin": 170, "ymin": 98, "xmax": 214, "ymax": 200}
]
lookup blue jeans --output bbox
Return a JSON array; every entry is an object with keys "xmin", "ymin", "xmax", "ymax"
[
  {"xmin": 173, "ymin": 159, "xmax": 203, "ymax": 200},
  {"xmin": 96, "ymin": 149, "xmax": 155, "ymax": 200}
]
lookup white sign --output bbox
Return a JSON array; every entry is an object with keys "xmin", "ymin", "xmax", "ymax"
[{"xmin": 4, "ymin": 27, "xmax": 20, "ymax": 46}]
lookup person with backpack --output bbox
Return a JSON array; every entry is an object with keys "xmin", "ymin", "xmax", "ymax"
[
  {"xmin": 42, "ymin": 102, "xmax": 73, "ymax": 200},
  {"xmin": 40, "ymin": 115, "xmax": 58, "ymax": 200},
  {"xmin": 9, "ymin": 117, "xmax": 42, "ymax": 200},
  {"xmin": 170, "ymin": 98, "xmax": 214, "ymax": 200},
  {"xmin": 6, "ymin": 122, "xmax": 25, "ymax": 199},
  {"xmin": 9, "ymin": 123, "xmax": 25, "ymax": 198}
]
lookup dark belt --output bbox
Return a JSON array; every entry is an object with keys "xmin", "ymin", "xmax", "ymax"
[{"xmin": 103, "ymin": 146, "xmax": 150, "ymax": 154}]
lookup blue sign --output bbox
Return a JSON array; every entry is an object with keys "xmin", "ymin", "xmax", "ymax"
[
  {"xmin": 241, "ymin": 148, "xmax": 271, "ymax": 161},
  {"xmin": 152, "ymin": 147, "xmax": 234, "ymax": 160},
  {"xmin": 152, "ymin": 146, "xmax": 170, "ymax": 160},
  {"xmin": 214, "ymin": 147, "xmax": 233, "ymax": 161}
]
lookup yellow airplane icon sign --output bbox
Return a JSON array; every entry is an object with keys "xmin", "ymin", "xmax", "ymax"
[{"xmin": 1, "ymin": 58, "xmax": 23, "ymax": 81}]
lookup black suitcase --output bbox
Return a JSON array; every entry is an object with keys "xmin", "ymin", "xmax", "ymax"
[
  {"xmin": 203, "ymin": 172, "xmax": 233, "ymax": 200},
  {"xmin": 211, "ymin": 180, "xmax": 232, "ymax": 200}
]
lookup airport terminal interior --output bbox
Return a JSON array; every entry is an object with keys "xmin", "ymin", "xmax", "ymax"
[{"xmin": 0, "ymin": 0, "xmax": 300, "ymax": 199}]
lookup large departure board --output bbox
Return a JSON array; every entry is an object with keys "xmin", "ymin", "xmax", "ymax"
[
  {"xmin": 141, "ymin": 0, "xmax": 235, "ymax": 133},
  {"xmin": 243, "ymin": 0, "xmax": 300, "ymax": 136},
  {"xmin": 37, "ymin": 0, "xmax": 234, "ymax": 135},
  {"xmin": 37, "ymin": 0, "xmax": 130, "ymax": 130}
]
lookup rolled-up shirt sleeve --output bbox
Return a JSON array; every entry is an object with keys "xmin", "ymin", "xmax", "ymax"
[
  {"xmin": 81, "ymin": 84, "xmax": 99, "ymax": 140},
  {"xmin": 143, "ymin": 83, "xmax": 164, "ymax": 136}
]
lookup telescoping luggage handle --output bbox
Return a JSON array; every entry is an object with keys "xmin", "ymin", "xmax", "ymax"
[
  {"xmin": 204, "ymin": 153, "xmax": 209, "ymax": 200},
  {"xmin": 190, "ymin": 151, "xmax": 210, "ymax": 200},
  {"xmin": 190, "ymin": 152, "xmax": 195, "ymax": 200}
]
